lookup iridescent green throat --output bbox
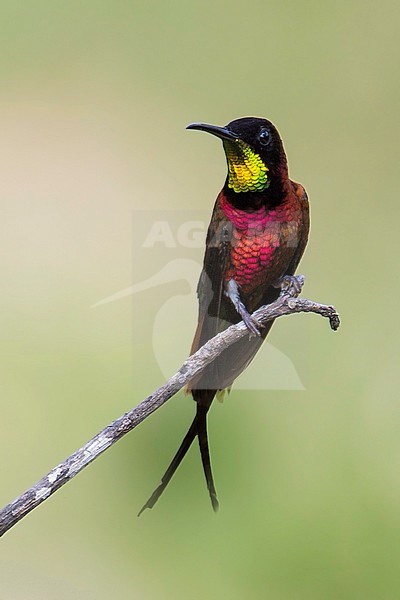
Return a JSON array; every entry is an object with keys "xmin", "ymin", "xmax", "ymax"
[{"xmin": 223, "ymin": 139, "xmax": 269, "ymax": 193}]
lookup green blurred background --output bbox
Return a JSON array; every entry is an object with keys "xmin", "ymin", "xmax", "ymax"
[{"xmin": 1, "ymin": 1, "xmax": 399, "ymax": 598}]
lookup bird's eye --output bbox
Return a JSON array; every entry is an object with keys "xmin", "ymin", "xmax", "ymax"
[{"xmin": 258, "ymin": 128, "xmax": 271, "ymax": 146}]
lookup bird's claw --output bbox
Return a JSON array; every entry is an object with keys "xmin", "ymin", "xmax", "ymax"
[
  {"xmin": 226, "ymin": 278, "xmax": 264, "ymax": 337},
  {"xmin": 242, "ymin": 313, "xmax": 264, "ymax": 337},
  {"xmin": 274, "ymin": 275, "xmax": 304, "ymax": 297}
]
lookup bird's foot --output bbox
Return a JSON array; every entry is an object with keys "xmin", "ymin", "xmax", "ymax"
[
  {"xmin": 226, "ymin": 278, "xmax": 264, "ymax": 337},
  {"xmin": 274, "ymin": 274, "xmax": 304, "ymax": 297},
  {"xmin": 240, "ymin": 310, "xmax": 264, "ymax": 337}
]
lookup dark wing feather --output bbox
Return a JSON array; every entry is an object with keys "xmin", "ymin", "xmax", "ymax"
[
  {"xmin": 283, "ymin": 183, "xmax": 310, "ymax": 278},
  {"xmin": 188, "ymin": 197, "xmax": 237, "ymax": 392}
]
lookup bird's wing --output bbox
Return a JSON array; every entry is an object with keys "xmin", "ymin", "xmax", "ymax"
[
  {"xmin": 190, "ymin": 196, "xmax": 237, "ymax": 354},
  {"xmin": 284, "ymin": 182, "xmax": 310, "ymax": 277}
]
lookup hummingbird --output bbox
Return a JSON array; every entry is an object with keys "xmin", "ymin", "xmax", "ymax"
[{"xmin": 139, "ymin": 117, "xmax": 310, "ymax": 514}]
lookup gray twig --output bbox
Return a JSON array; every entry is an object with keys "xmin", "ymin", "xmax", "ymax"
[{"xmin": 0, "ymin": 280, "xmax": 339, "ymax": 537}]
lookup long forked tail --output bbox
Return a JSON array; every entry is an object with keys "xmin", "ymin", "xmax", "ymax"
[
  {"xmin": 138, "ymin": 394, "xmax": 218, "ymax": 515},
  {"xmin": 196, "ymin": 403, "xmax": 219, "ymax": 511}
]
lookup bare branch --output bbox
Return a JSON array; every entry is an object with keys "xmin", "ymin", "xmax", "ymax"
[{"xmin": 0, "ymin": 281, "xmax": 339, "ymax": 537}]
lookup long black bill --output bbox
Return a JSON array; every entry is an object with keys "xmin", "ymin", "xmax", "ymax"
[{"xmin": 186, "ymin": 122, "xmax": 238, "ymax": 141}]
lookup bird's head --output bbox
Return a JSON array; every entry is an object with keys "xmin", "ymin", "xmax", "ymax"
[{"xmin": 187, "ymin": 117, "xmax": 287, "ymax": 194}]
